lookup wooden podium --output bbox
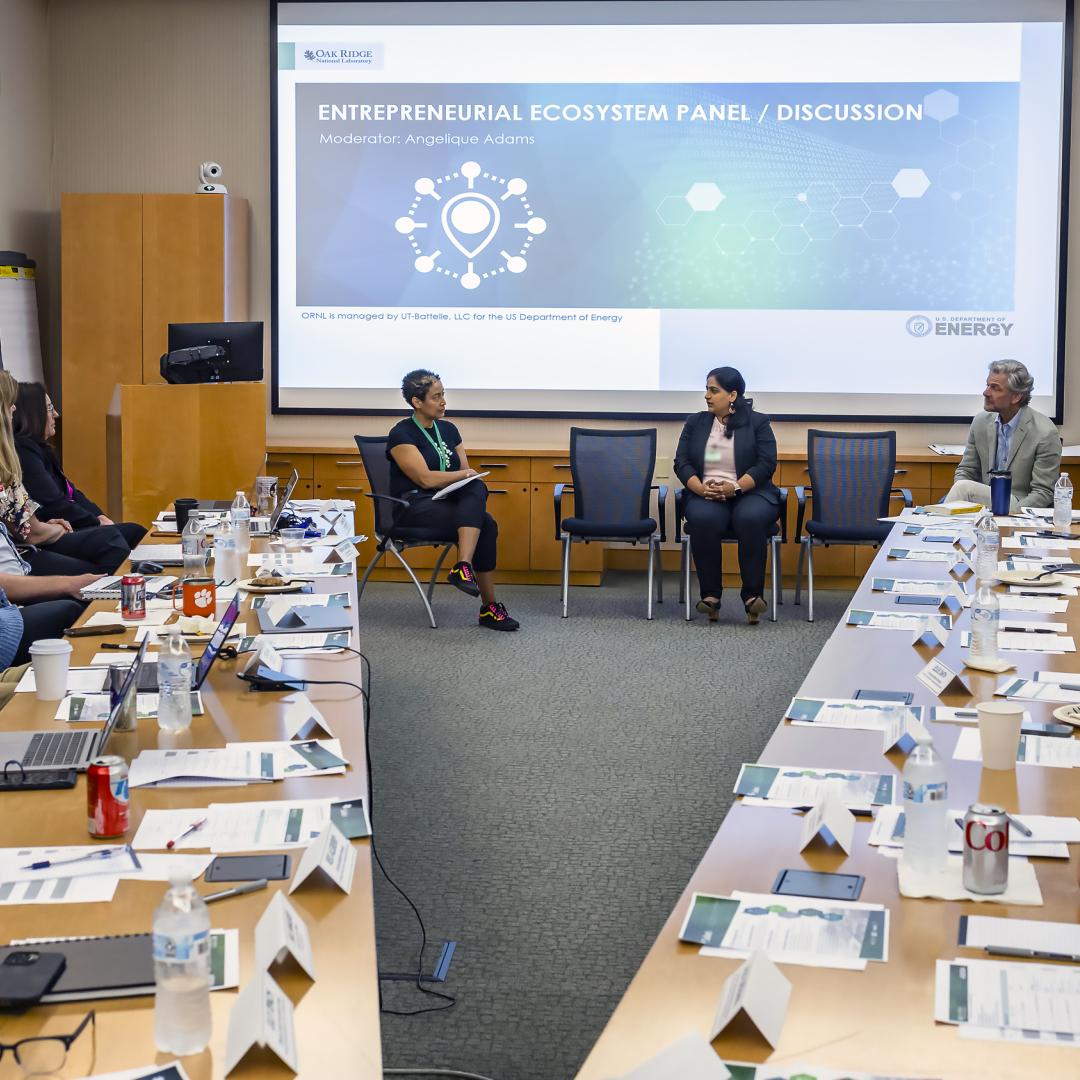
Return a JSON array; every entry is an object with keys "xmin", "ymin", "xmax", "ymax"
[{"xmin": 106, "ymin": 382, "xmax": 265, "ymax": 528}]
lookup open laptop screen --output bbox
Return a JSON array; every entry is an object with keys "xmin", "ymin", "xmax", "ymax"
[{"xmin": 193, "ymin": 595, "xmax": 241, "ymax": 689}]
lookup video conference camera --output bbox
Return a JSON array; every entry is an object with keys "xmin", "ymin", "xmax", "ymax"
[{"xmin": 197, "ymin": 161, "xmax": 227, "ymax": 194}]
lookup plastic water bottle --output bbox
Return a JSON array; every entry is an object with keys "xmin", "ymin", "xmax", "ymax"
[
  {"xmin": 156, "ymin": 628, "xmax": 193, "ymax": 733},
  {"xmin": 901, "ymin": 734, "xmax": 949, "ymax": 874},
  {"xmin": 153, "ymin": 869, "xmax": 212, "ymax": 1055},
  {"xmin": 970, "ymin": 582, "xmax": 1000, "ymax": 665},
  {"xmin": 230, "ymin": 490, "xmax": 251, "ymax": 559},
  {"xmin": 1054, "ymin": 472, "xmax": 1073, "ymax": 531},
  {"xmin": 214, "ymin": 516, "xmax": 239, "ymax": 583},
  {"xmin": 181, "ymin": 517, "xmax": 204, "ymax": 578},
  {"xmin": 975, "ymin": 509, "xmax": 999, "ymax": 583}
]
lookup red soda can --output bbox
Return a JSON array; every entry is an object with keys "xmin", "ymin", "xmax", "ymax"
[
  {"xmin": 87, "ymin": 756, "xmax": 129, "ymax": 838},
  {"xmin": 962, "ymin": 803, "xmax": 1009, "ymax": 894},
  {"xmin": 121, "ymin": 574, "xmax": 146, "ymax": 620}
]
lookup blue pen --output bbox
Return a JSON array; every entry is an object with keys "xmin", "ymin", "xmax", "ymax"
[{"xmin": 20, "ymin": 847, "xmax": 125, "ymax": 871}]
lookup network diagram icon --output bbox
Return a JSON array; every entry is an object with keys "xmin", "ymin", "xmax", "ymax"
[{"xmin": 394, "ymin": 161, "xmax": 547, "ymax": 290}]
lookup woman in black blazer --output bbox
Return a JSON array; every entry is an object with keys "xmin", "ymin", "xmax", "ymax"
[
  {"xmin": 13, "ymin": 382, "xmax": 146, "ymax": 550},
  {"xmin": 674, "ymin": 366, "xmax": 780, "ymax": 623}
]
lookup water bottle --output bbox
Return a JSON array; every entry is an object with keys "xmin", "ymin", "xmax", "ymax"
[
  {"xmin": 1054, "ymin": 472, "xmax": 1073, "ymax": 531},
  {"xmin": 901, "ymin": 733, "xmax": 949, "ymax": 874},
  {"xmin": 970, "ymin": 581, "xmax": 1000, "ymax": 665},
  {"xmin": 214, "ymin": 516, "xmax": 239, "ymax": 583},
  {"xmin": 230, "ymin": 490, "xmax": 251, "ymax": 559},
  {"xmin": 153, "ymin": 869, "xmax": 212, "ymax": 1055},
  {"xmin": 181, "ymin": 516, "xmax": 204, "ymax": 578},
  {"xmin": 156, "ymin": 628, "xmax": 193, "ymax": 733},
  {"xmin": 975, "ymin": 509, "xmax": 999, "ymax": 583}
]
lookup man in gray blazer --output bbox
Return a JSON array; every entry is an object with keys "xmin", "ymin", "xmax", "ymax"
[{"xmin": 944, "ymin": 360, "xmax": 1061, "ymax": 510}]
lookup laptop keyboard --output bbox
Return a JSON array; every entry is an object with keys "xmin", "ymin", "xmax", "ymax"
[{"xmin": 22, "ymin": 730, "xmax": 92, "ymax": 768}]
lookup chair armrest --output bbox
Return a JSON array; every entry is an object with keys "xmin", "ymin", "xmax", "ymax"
[
  {"xmin": 365, "ymin": 492, "xmax": 410, "ymax": 506},
  {"xmin": 554, "ymin": 482, "xmax": 566, "ymax": 540},
  {"xmin": 794, "ymin": 485, "xmax": 810, "ymax": 540},
  {"xmin": 777, "ymin": 486, "xmax": 789, "ymax": 543},
  {"xmin": 673, "ymin": 487, "xmax": 686, "ymax": 543},
  {"xmin": 890, "ymin": 487, "xmax": 913, "ymax": 508},
  {"xmin": 652, "ymin": 484, "xmax": 668, "ymax": 543}
]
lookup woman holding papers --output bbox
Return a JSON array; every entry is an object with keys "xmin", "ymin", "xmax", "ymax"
[
  {"xmin": 674, "ymin": 366, "xmax": 781, "ymax": 623},
  {"xmin": 0, "ymin": 373, "xmax": 131, "ymax": 575},
  {"xmin": 13, "ymin": 381, "xmax": 146, "ymax": 548},
  {"xmin": 386, "ymin": 370, "xmax": 519, "ymax": 631}
]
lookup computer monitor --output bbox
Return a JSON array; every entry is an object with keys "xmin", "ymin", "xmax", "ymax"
[{"xmin": 166, "ymin": 321, "xmax": 263, "ymax": 382}]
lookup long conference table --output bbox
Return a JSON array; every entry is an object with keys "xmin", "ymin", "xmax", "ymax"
[
  {"xmin": 577, "ymin": 517, "xmax": 1080, "ymax": 1080},
  {"xmin": 0, "ymin": 546, "xmax": 381, "ymax": 1078}
]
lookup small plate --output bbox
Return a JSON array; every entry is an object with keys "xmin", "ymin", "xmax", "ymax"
[
  {"xmin": 1052, "ymin": 703, "xmax": 1080, "ymax": 727},
  {"xmin": 996, "ymin": 570, "xmax": 1063, "ymax": 587},
  {"xmin": 236, "ymin": 578, "xmax": 306, "ymax": 594}
]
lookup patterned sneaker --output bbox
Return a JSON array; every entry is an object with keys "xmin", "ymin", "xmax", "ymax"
[
  {"xmin": 447, "ymin": 560, "xmax": 480, "ymax": 597},
  {"xmin": 479, "ymin": 602, "xmax": 520, "ymax": 631}
]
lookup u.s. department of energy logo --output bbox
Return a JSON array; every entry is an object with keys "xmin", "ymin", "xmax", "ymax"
[{"xmin": 906, "ymin": 315, "xmax": 933, "ymax": 338}]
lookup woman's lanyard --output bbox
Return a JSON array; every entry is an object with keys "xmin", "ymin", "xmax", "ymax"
[{"xmin": 412, "ymin": 416, "xmax": 451, "ymax": 471}]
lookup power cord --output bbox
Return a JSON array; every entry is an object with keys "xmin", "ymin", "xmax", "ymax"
[{"xmin": 294, "ymin": 668, "xmax": 455, "ymax": 1015}]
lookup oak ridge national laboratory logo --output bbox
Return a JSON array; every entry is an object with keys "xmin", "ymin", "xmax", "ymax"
[{"xmin": 906, "ymin": 315, "xmax": 933, "ymax": 338}]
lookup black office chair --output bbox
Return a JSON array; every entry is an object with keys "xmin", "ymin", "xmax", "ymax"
[
  {"xmin": 555, "ymin": 428, "xmax": 667, "ymax": 619},
  {"xmin": 353, "ymin": 435, "xmax": 456, "ymax": 629},
  {"xmin": 794, "ymin": 430, "xmax": 912, "ymax": 621},
  {"xmin": 674, "ymin": 487, "xmax": 788, "ymax": 622}
]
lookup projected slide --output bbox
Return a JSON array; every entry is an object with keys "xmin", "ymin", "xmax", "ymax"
[{"xmin": 274, "ymin": 4, "xmax": 1068, "ymax": 417}]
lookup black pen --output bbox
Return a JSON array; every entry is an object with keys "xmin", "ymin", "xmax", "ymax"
[
  {"xmin": 101, "ymin": 642, "xmax": 141, "ymax": 650},
  {"xmin": 985, "ymin": 946, "xmax": 1080, "ymax": 962},
  {"xmin": 1001, "ymin": 627, "xmax": 1057, "ymax": 634}
]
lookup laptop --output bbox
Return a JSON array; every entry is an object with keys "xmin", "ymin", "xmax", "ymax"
[
  {"xmin": 252, "ymin": 468, "xmax": 299, "ymax": 535},
  {"xmin": 0, "ymin": 640, "xmax": 146, "ymax": 771},
  {"xmin": 136, "ymin": 594, "xmax": 241, "ymax": 691}
]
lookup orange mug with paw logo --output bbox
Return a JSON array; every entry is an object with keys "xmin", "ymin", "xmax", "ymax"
[{"xmin": 173, "ymin": 577, "xmax": 217, "ymax": 617}]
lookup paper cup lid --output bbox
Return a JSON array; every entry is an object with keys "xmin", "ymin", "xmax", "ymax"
[
  {"xmin": 29, "ymin": 638, "xmax": 73, "ymax": 655},
  {"xmin": 976, "ymin": 700, "xmax": 1023, "ymax": 716}
]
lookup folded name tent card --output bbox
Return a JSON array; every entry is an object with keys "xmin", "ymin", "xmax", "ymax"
[
  {"xmin": 915, "ymin": 657, "xmax": 971, "ymax": 698},
  {"xmin": 949, "ymin": 556, "xmax": 975, "ymax": 580},
  {"xmin": 709, "ymin": 951, "xmax": 791, "ymax": 1050},
  {"xmin": 911, "ymin": 616, "xmax": 950, "ymax": 649},
  {"xmin": 882, "ymin": 708, "xmax": 933, "ymax": 754},
  {"xmin": 256, "ymin": 606, "xmax": 352, "ymax": 634},
  {"xmin": 799, "ymin": 793, "xmax": 855, "ymax": 855},
  {"xmin": 289, "ymin": 821, "xmax": 356, "ymax": 895},
  {"xmin": 224, "ymin": 970, "xmax": 299, "ymax": 1076},
  {"xmin": 254, "ymin": 891, "xmax": 317, "ymax": 982},
  {"xmin": 322, "ymin": 537, "xmax": 364, "ymax": 564},
  {"xmin": 283, "ymin": 694, "xmax": 334, "ymax": 740},
  {"xmin": 617, "ymin": 1033, "xmax": 731, "ymax": 1080}
]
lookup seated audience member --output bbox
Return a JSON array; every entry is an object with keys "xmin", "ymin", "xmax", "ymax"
[
  {"xmin": 674, "ymin": 366, "xmax": 782, "ymax": 624},
  {"xmin": 14, "ymin": 381, "xmax": 146, "ymax": 549},
  {"xmin": 0, "ymin": 520, "xmax": 100, "ymax": 665},
  {"xmin": 944, "ymin": 360, "xmax": 1061, "ymax": 511},
  {"xmin": 386, "ymin": 369, "xmax": 519, "ymax": 631},
  {"xmin": 0, "ymin": 372, "xmax": 131, "ymax": 574}
]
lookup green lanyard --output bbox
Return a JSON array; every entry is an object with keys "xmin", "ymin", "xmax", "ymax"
[{"xmin": 412, "ymin": 416, "xmax": 451, "ymax": 471}]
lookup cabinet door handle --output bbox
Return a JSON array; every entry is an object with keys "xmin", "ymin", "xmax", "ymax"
[
  {"xmin": 334, "ymin": 460, "xmax": 362, "ymax": 467},
  {"xmin": 553, "ymin": 464, "xmax": 571, "ymax": 469},
  {"xmin": 335, "ymin": 485, "xmax": 365, "ymax": 493},
  {"xmin": 894, "ymin": 468, "xmax": 908, "ymax": 476},
  {"xmin": 478, "ymin": 462, "xmax": 509, "ymax": 468},
  {"xmin": 487, "ymin": 489, "xmax": 508, "ymax": 495}
]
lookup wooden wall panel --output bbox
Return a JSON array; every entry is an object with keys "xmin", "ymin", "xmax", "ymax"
[{"xmin": 60, "ymin": 192, "xmax": 143, "ymax": 508}]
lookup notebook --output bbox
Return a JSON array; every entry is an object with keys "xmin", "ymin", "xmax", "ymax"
[{"xmin": 0, "ymin": 929, "xmax": 234, "ymax": 1001}]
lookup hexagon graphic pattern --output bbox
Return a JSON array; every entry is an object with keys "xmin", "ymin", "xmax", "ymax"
[
  {"xmin": 685, "ymin": 182, "xmax": 726, "ymax": 212},
  {"xmin": 891, "ymin": 168, "xmax": 931, "ymax": 198},
  {"xmin": 923, "ymin": 89, "xmax": 959, "ymax": 122}
]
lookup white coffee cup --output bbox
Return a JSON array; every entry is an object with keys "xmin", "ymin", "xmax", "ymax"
[
  {"xmin": 28, "ymin": 638, "xmax": 74, "ymax": 701},
  {"xmin": 976, "ymin": 700, "xmax": 1024, "ymax": 770}
]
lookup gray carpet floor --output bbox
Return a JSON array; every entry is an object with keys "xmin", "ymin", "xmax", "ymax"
[{"xmin": 360, "ymin": 573, "xmax": 852, "ymax": 1080}]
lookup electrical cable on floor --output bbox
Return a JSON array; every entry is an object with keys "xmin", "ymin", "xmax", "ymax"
[
  {"xmin": 384, "ymin": 1070, "xmax": 499, "ymax": 1080},
  {"xmin": 299, "ymin": 664, "xmax": 456, "ymax": 1014}
]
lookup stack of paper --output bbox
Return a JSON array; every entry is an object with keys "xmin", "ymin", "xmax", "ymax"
[
  {"xmin": 960, "ymin": 625, "xmax": 1075, "ymax": 654},
  {"xmin": 952, "ymin": 727, "xmax": 1080, "ymax": 768},
  {"xmin": 847, "ymin": 609, "xmax": 952, "ymax": 632},
  {"xmin": 784, "ymin": 697, "xmax": 924, "ymax": 732},
  {"xmin": 128, "ymin": 747, "xmax": 277, "ymax": 788},
  {"xmin": 132, "ymin": 800, "xmax": 334, "ymax": 852},
  {"xmin": 996, "ymin": 673, "xmax": 1080, "ymax": 704},
  {"xmin": 734, "ymin": 762, "xmax": 895, "ymax": 809},
  {"xmin": 886, "ymin": 548, "xmax": 958, "ymax": 563},
  {"xmin": 958, "ymin": 914, "xmax": 1080, "ymax": 961}
]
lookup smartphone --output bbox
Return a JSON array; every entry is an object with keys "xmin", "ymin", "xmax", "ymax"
[
  {"xmin": 771, "ymin": 869, "xmax": 864, "ymax": 902},
  {"xmin": 894, "ymin": 594, "xmax": 941, "ymax": 606},
  {"xmin": 854, "ymin": 688, "xmax": 913, "ymax": 704},
  {"xmin": 0, "ymin": 950, "xmax": 67, "ymax": 1008},
  {"xmin": 1021, "ymin": 721, "xmax": 1075, "ymax": 738},
  {"xmin": 205, "ymin": 854, "xmax": 292, "ymax": 883}
]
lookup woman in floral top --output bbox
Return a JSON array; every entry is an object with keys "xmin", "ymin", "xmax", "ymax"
[{"xmin": 0, "ymin": 373, "xmax": 131, "ymax": 574}]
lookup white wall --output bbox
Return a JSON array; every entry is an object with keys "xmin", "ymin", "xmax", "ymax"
[
  {"xmin": 32, "ymin": 0, "xmax": 1080, "ymax": 454},
  {"xmin": 0, "ymin": 0, "xmax": 52, "ymax": 383}
]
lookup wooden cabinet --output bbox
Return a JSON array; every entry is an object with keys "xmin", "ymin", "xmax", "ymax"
[
  {"xmin": 486, "ymin": 483, "xmax": 532, "ymax": 571},
  {"xmin": 62, "ymin": 193, "xmax": 248, "ymax": 508}
]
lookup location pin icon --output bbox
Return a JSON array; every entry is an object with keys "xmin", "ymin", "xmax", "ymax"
[{"xmin": 441, "ymin": 193, "xmax": 501, "ymax": 259}]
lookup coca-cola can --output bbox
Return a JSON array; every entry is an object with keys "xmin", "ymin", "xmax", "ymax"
[
  {"xmin": 87, "ymin": 756, "xmax": 129, "ymax": 838},
  {"xmin": 120, "ymin": 574, "xmax": 146, "ymax": 620},
  {"xmin": 962, "ymin": 803, "xmax": 1009, "ymax": 894}
]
